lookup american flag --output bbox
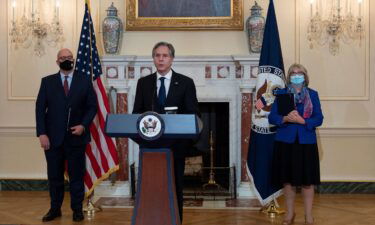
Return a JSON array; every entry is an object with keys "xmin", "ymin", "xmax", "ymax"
[
  {"xmin": 75, "ymin": 2, "xmax": 119, "ymax": 196},
  {"xmin": 255, "ymin": 96, "xmax": 266, "ymax": 110}
]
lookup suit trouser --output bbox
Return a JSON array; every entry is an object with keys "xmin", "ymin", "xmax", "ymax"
[
  {"xmin": 44, "ymin": 141, "xmax": 86, "ymax": 211},
  {"xmin": 174, "ymin": 156, "xmax": 186, "ymax": 222}
]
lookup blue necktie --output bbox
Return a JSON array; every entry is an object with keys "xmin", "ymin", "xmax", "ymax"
[{"xmin": 158, "ymin": 77, "xmax": 166, "ymax": 107}]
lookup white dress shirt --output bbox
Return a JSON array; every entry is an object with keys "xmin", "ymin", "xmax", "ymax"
[
  {"xmin": 156, "ymin": 70, "xmax": 172, "ymax": 97},
  {"xmin": 60, "ymin": 71, "xmax": 74, "ymax": 88}
]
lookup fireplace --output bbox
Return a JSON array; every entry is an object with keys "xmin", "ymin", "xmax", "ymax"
[
  {"xmin": 98, "ymin": 55, "xmax": 259, "ymax": 198},
  {"xmin": 184, "ymin": 102, "xmax": 230, "ymax": 190}
]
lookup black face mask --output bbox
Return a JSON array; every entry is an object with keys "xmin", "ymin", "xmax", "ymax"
[{"xmin": 59, "ymin": 60, "xmax": 74, "ymax": 71}]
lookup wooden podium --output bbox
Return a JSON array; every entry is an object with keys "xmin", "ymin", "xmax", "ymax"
[{"xmin": 105, "ymin": 113, "xmax": 201, "ymax": 225}]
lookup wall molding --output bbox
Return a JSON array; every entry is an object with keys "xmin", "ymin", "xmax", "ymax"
[
  {"xmin": 295, "ymin": 0, "xmax": 371, "ymax": 101},
  {"xmin": 0, "ymin": 126, "xmax": 35, "ymax": 137},
  {"xmin": 316, "ymin": 182, "xmax": 375, "ymax": 194},
  {"xmin": 1, "ymin": 126, "xmax": 374, "ymax": 137},
  {"xmin": 317, "ymin": 127, "xmax": 375, "ymax": 137},
  {"xmin": 6, "ymin": 0, "xmax": 79, "ymax": 101},
  {"xmin": 1, "ymin": 179, "xmax": 374, "ymax": 194}
]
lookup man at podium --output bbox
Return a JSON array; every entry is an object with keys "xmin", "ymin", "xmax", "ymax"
[{"xmin": 132, "ymin": 41, "xmax": 200, "ymax": 222}]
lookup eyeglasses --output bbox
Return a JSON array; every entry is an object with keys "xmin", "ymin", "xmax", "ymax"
[
  {"xmin": 58, "ymin": 56, "xmax": 74, "ymax": 61},
  {"xmin": 290, "ymin": 72, "xmax": 304, "ymax": 76}
]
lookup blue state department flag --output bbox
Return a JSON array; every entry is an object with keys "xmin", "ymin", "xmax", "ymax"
[{"xmin": 247, "ymin": 0, "xmax": 285, "ymax": 205}]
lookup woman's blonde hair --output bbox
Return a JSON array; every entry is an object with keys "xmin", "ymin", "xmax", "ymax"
[{"xmin": 286, "ymin": 63, "xmax": 310, "ymax": 87}]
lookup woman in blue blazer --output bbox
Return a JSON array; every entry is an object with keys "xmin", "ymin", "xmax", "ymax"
[{"xmin": 269, "ymin": 63, "xmax": 323, "ymax": 225}]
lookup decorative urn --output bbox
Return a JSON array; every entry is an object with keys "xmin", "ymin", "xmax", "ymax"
[
  {"xmin": 246, "ymin": 1, "xmax": 265, "ymax": 54},
  {"xmin": 102, "ymin": 2, "xmax": 123, "ymax": 54}
]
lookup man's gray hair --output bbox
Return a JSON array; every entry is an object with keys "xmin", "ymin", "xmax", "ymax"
[{"xmin": 152, "ymin": 41, "xmax": 175, "ymax": 58}]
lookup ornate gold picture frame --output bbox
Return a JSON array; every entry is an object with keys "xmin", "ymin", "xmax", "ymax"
[{"xmin": 126, "ymin": 0, "xmax": 243, "ymax": 30}]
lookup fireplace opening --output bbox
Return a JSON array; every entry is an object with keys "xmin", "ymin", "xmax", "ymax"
[{"xmin": 184, "ymin": 102, "xmax": 230, "ymax": 192}]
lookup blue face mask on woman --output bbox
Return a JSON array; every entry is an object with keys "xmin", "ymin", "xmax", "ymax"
[{"xmin": 290, "ymin": 74, "xmax": 305, "ymax": 85}]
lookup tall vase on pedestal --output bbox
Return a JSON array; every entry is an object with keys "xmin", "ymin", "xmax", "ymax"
[
  {"xmin": 246, "ymin": 1, "xmax": 265, "ymax": 54},
  {"xmin": 102, "ymin": 3, "xmax": 123, "ymax": 54}
]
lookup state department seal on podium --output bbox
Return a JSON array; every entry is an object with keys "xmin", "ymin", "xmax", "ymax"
[{"xmin": 137, "ymin": 111, "xmax": 165, "ymax": 141}]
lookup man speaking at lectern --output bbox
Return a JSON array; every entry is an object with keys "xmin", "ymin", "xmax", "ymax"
[{"xmin": 133, "ymin": 41, "xmax": 200, "ymax": 222}]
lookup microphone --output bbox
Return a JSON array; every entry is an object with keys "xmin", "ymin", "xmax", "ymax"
[{"xmin": 151, "ymin": 82, "xmax": 157, "ymax": 112}]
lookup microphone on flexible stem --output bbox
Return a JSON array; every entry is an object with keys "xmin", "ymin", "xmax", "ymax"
[{"xmin": 151, "ymin": 83, "xmax": 157, "ymax": 112}]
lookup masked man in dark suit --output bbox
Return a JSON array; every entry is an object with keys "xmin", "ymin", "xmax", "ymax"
[
  {"xmin": 132, "ymin": 42, "xmax": 200, "ymax": 222},
  {"xmin": 35, "ymin": 48, "xmax": 97, "ymax": 222}
]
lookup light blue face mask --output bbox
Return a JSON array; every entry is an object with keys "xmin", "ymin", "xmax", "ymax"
[{"xmin": 290, "ymin": 74, "xmax": 305, "ymax": 85}]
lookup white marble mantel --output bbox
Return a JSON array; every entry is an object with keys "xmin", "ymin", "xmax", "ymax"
[{"xmin": 97, "ymin": 55, "xmax": 260, "ymax": 198}]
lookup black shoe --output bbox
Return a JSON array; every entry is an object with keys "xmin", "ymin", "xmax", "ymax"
[
  {"xmin": 42, "ymin": 208, "xmax": 62, "ymax": 222},
  {"xmin": 72, "ymin": 210, "xmax": 84, "ymax": 222}
]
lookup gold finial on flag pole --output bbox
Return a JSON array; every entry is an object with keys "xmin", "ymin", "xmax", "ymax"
[{"xmin": 85, "ymin": 0, "xmax": 91, "ymax": 11}]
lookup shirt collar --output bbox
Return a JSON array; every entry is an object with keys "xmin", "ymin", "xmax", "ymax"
[
  {"xmin": 157, "ymin": 70, "xmax": 172, "ymax": 80},
  {"xmin": 60, "ymin": 71, "xmax": 73, "ymax": 78}
]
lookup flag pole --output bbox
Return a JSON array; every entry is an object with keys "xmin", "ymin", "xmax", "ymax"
[
  {"xmin": 260, "ymin": 195, "xmax": 285, "ymax": 218},
  {"xmin": 86, "ymin": 0, "xmax": 94, "ymax": 82},
  {"xmin": 82, "ymin": 0, "xmax": 101, "ymax": 215},
  {"xmin": 248, "ymin": 0, "xmax": 286, "ymax": 216},
  {"xmin": 84, "ymin": 190, "xmax": 103, "ymax": 217},
  {"xmin": 86, "ymin": 0, "xmax": 91, "ymax": 10}
]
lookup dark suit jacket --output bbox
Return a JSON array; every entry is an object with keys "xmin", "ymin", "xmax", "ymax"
[
  {"xmin": 132, "ymin": 70, "xmax": 200, "ymax": 157},
  {"xmin": 35, "ymin": 72, "xmax": 97, "ymax": 147}
]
